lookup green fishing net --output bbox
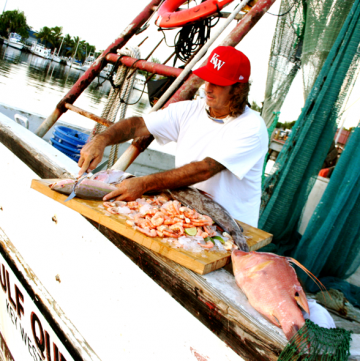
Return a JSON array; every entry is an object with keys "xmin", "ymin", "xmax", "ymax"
[
  {"xmin": 261, "ymin": 0, "xmax": 354, "ymax": 127},
  {"xmin": 258, "ymin": 0, "xmax": 360, "ymax": 345},
  {"xmin": 278, "ymin": 320, "xmax": 352, "ymax": 360},
  {"xmin": 293, "ymin": 124, "xmax": 360, "ymax": 305},
  {"xmin": 261, "ymin": 0, "xmax": 304, "ymax": 127},
  {"xmin": 259, "ymin": 0, "xmax": 360, "ymax": 254}
]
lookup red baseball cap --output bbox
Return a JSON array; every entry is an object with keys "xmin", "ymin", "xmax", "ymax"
[{"xmin": 193, "ymin": 46, "xmax": 251, "ymax": 86}]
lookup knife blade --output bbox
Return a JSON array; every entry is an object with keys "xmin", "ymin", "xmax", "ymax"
[
  {"xmin": 64, "ymin": 172, "xmax": 89, "ymax": 202},
  {"xmin": 64, "ymin": 160, "xmax": 109, "ymax": 202}
]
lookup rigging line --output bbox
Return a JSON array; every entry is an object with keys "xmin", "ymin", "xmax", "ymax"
[
  {"xmin": 159, "ymin": 28, "xmax": 177, "ymax": 47},
  {"xmin": 267, "ymin": 0, "xmax": 300, "ymax": 16},
  {"xmin": 119, "ymin": 71, "xmax": 148, "ymax": 106}
]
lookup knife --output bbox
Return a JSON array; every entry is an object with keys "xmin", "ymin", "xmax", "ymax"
[{"xmin": 64, "ymin": 160, "xmax": 109, "ymax": 202}]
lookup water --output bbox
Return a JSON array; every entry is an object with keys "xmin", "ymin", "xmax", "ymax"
[{"xmin": 0, "ymin": 44, "xmax": 176, "ymax": 154}]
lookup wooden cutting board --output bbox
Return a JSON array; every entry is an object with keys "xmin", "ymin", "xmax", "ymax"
[{"xmin": 31, "ymin": 179, "xmax": 273, "ymax": 275}]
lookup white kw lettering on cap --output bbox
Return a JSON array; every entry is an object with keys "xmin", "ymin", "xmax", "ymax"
[
  {"xmin": 210, "ymin": 53, "xmax": 225, "ymax": 71},
  {"xmin": 239, "ymin": 75, "xmax": 244, "ymax": 80}
]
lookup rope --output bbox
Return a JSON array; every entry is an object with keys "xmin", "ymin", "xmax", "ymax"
[
  {"xmin": 158, "ymin": 15, "xmax": 219, "ymax": 64},
  {"xmin": 90, "ymin": 46, "xmax": 141, "ymax": 168}
]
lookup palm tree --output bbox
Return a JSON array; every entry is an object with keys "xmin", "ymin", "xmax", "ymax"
[
  {"xmin": 63, "ymin": 34, "xmax": 74, "ymax": 57},
  {"xmin": 36, "ymin": 26, "xmax": 54, "ymax": 48},
  {"xmin": 0, "ymin": 9, "xmax": 30, "ymax": 38},
  {"xmin": 50, "ymin": 26, "xmax": 63, "ymax": 50}
]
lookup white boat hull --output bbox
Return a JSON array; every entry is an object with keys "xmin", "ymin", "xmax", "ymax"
[
  {"xmin": 30, "ymin": 51, "xmax": 51, "ymax": 59},
  {"xmin": 4, "ymin": 40, "xmax": 23, "ymax": 50}
]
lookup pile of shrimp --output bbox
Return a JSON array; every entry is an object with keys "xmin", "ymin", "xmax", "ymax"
[{"xmin": 102, "ymin": 194, "xmax": 233, "ymax": 250}]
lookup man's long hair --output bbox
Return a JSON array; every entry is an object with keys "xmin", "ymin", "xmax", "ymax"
[{"xmin": 228, "ymin": 82, "xmax": 250, "ymax": 117}]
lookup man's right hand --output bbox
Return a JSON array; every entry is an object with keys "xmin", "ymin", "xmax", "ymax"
[{"xmin": 78, "ymin": 135, "xmax": 108, "ymax": 176}]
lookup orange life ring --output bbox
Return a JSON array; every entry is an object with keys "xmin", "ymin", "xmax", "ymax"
[{"xmin": 156, "ymin": 0, "xmax": 235, "ymax": 28}]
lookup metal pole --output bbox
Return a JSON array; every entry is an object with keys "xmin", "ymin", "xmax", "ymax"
[
  {"xmin": 70, "ymin": 38, "xmax": 80, "ymax": 68},
  {"xmin": 58, "ymin": 36, "xmax": 64, "ymax": 56},
  {"xmin": 2, "ymin": 0, "xmax": 8, "ymax": 14},
  {"xmin": 35, "ymin": 0, "xmax": 162, "ymax": 138},
  {"xmin": 106, "ymin": 55, "xmax": 182, "ymax": 78}
]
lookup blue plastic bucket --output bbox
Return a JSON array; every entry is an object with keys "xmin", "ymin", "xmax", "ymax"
[
  {"xmin": 51, "ymin": 126, "xmax": 89, "ymax": 161},
  {"xmin": 50, "ymin": 138, "xmax": 81, "ymax": 161},
  {"xmin": 54, "ymin": 126, "xmax": 89, "ymax": 147}
]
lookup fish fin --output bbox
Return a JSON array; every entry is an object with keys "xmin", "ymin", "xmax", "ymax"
[
  {"xmin": 268, "ymin": 312, "xmax": 281, "ymax": 327},
  {"xmin": 295, "ymin": 290, "xmax": 310, "ymax": 315},
  {"xmin": 248, "ymin": 260, "xmax": 274, "ymax": 278},
  {"xmin": 196, "ymin": 189, "xmax": 214, "ymax": 199}
]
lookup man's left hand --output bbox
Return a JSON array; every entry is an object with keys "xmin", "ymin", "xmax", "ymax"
[{"xmin": 103, "ymin": 177, "xmax": 146, "ymax": 202}]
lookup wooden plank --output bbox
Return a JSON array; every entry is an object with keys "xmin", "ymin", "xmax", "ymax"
[
  {"xmin": 31, "ymin": 179, "xmax": 272, "ymax": 275},
  {"xmin": 237, "ymin": 220, "xmax": 273, "ymax": 252}
]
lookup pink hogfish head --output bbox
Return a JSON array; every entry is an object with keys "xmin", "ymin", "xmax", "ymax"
[{"xmin": 231, "ymin": 250, "xmax": 309, "ymax": 340}]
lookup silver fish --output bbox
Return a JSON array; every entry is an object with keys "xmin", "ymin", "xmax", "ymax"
[
  {"xmin": 168, "ymin": 187, "xmax": 249, "ymax": 251},
  {"xmin": 50, "ymin": 178, "xmax": 118, "ymax": 199},
  {"xmin": 49, "ymin": 170, "xmax": 133, "ymax": 200}
]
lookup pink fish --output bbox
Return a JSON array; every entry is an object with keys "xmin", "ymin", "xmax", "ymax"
[{"xmin": 232, "ymin": 250, "xmax": 311, "ymax": 340}]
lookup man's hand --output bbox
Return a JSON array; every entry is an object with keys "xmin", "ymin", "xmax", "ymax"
[
  {"xmin": 103, "ymin": 177, "xmax": 146, "ymax": 201},
  {"xmin": 78, "ymin": 135, "xmax": 108, "ymax": 176},
  {"xmin": 102, "ymin": 157, "xmax": 225, "ymax": 202}
]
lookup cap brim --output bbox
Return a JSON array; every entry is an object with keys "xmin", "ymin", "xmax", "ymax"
[{"xmin": 193, "ymin": 66, "xmax": 236, "ymax": 86}]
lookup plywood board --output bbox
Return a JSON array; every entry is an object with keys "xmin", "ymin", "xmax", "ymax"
[{"xmin": 31, "ymin": 179, "xmax": 273, "ymax": 275}]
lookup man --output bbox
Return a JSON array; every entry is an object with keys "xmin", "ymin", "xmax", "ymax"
[{"xmin": 78, "ymin": 46, "xmax": 268, "ymax": 227}]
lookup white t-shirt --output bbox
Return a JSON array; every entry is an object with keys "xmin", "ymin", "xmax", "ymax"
[{"xmin": 143, "ymin": 99, "xmax": 268, "ymax": 227}]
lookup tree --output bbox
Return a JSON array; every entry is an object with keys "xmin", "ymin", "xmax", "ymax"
[
  {"xmin": 63, "ymin": 34, "xmax": 74, "ymax": 56},
  {"xmin": 0, "ymin": 9, "xmax": 30, "ymax": 38},
  {"xmin": 36, "ymin": 26, "xmax": 54, "ymax": 48},
  {"xmin": 50, "ymin": 26, "xmax": 63, "ymax": 50},
  {"xmin": 67, "ymin": 36, "xmax": 83, "ymax": 60},
  {"xmin": 83, "ymin": 42, "xmax": 96, "ymax": 60},
  {"xmin": 251, "ymin": 101, "xmax": 262, "ymax": 112}
]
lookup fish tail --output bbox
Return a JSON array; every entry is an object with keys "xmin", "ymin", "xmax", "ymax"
[{"xmin": 233, "ymin": 233, "xmax": 249, "ymax": 252}]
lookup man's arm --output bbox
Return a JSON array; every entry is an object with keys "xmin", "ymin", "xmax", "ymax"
[
  {"xmin": 103, "ymin": 157, "xmax": 226, "ymax": 201},
  {"xmin": 78, "ymin": 116, "xmax": 150, "ymax": 175}
]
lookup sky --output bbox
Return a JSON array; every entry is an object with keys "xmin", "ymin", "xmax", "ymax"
[{"xmin": 2, "ymin": 0, "xmax": 359, "ymax": 128}]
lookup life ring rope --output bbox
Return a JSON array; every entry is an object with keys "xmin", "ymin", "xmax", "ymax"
[{"xmin": 156, "ymin": 0, "xmax": 235, "ymax": 28}]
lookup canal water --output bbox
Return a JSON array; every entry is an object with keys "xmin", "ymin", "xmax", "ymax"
[{"xmin": 0, "ymin": 44, "xmax": 177, "ymax": 154}]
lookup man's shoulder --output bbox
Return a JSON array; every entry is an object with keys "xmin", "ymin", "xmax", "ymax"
[
  {"xmin": 166, "ymin": 99, "xmax": 206, "ymax": 122},
  {"xmin": 234, "ymin": 106, "xmax": 265, "ymax": 126},
  {"xmin": 169, "ymin": 98, "xmax": 205, "ymax": 110},
  {"xmin": 233, "ymin": 107, "xmax": 268, "ymax": 138}
]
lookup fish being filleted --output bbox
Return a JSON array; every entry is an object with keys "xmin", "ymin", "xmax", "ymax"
[
  {"xmin": 49, "ymin": 170, "xmax": 133, "ymax": 200},
  {"xmin": 231, "ymin": 250, "xmax": 314, "ymax": 340},
  {"xmin": 168, "ymin": 187, "xmax": 248, "ymax": 251}
]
